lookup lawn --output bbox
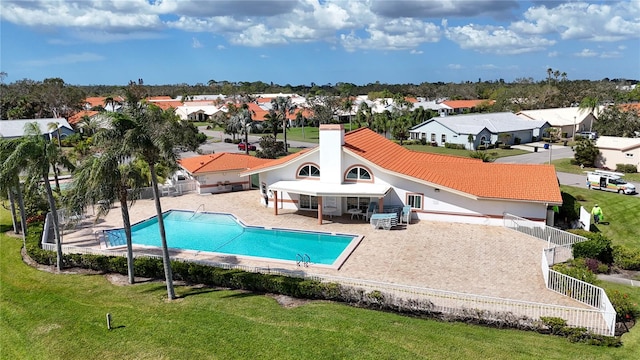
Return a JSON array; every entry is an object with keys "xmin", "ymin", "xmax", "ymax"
[
  {"xmin": 559, "ymin": 185, "xmax": 640, "ymax": 248},
  {"xmin": 404, "ymin": 144, "xmax": 529, "ymax": 159},
  {"xmin": 553, "ymin": 159, "xmax": 640, "ymax": 183},
  {"xmin": 1, "ymin": 209, "xmax": 639, "ymax": 359}
]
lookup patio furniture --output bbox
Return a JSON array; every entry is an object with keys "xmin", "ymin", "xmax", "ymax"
[
  {"xmin": 347, "ymin": 208, "xmax": 363, "ymax": 220},
  {"xmin": 370, "ymin": 213, "xmax": 397, "ymax": 230},
  {"xmin": 401, "ymin": 205, "xmax": 412, "ymax": 224},
  {"xmin": 365, "ymin": 201, "xmax": 377, "ymax": 221}
]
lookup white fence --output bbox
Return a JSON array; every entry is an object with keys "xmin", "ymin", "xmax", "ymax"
[
  {"xmin": 506, "ymin": 212, "xmax": 615, "ymax": 336},
  {"xmin": 134, "ymin": 181, "xmax": 197, "ymax": 200},
  {"xmin": 47, "ymin": 243, "xmax": 614, "ymax": 336}
]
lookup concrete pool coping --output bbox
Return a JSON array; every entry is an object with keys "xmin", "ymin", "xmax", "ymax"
[
  {"xmin": 102, "ymin": 209, "xmax": 365, "ymax": 270},
  {"xmin": 61, "ymin": 189, "xmax": 592, "ymax": 310}
]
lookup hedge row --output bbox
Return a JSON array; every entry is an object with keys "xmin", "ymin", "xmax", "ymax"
[{"xmin": 22, "ymin": 223, "xmax": 620, "ymax": 345}]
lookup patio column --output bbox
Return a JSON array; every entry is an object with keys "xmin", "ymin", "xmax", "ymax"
[
  {"xmin": 274, "ymin": 191, "xmax": 278, "ymax": 216},
  {"xmin": 317, "ymin": 196, "xmax": 323, "ymax": 225},
  {"xmin": 378, "ymin": 197, "xmax": 384, "ymax": 213}
]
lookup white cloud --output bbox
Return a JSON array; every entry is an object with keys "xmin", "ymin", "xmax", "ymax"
[
  {"xmin": 478, "ymin": 64, "xmax": 498, "ymax": 70},
  {"xmin": 1, "ymin": 0, "xmax": 637, "ymax": 56},
  {"xmin": 410, "ymin": 49, "xmax": 423, "ymax": 55},
  {"xmin": 547, "ymin": 51, "xmax": 558, "ymax": 57},
  {"xmin": 24, "ymin": 52, "xmax": 105, "ymax": 67},
  {"xmin": 217, "ymin": 44, "xmax": 226, "ymax": 50},
  {"xmin": 445, "ymin": 24, "xmax": 555, "ymax": 55},
  {"xmin": 600, "ymin": 51, "xmax": 622, "ymax": 59},
  {"xmin": 575, "ymin": 49, "xmax": 598, "ymax": 57},
  {"xmin": 512, "ymin": 2, "xmax": 640, "ymax": 42},
  {"xmin": 447, "ymin": 64, "xmax": 462, "ymax": 69}
]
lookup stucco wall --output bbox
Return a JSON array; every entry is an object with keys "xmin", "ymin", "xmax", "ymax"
[
  {"xmin": 598, "ymin": 148, "xmax": 640, "ymax": 170},
  {"xmin": 195, "ymin": 172, "xmax": 250, "ymax": 194}
]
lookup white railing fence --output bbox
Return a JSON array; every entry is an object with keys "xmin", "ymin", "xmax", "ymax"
[
  {"xmin": 503, "ymin": 213, "xmax": 588, "ymax": 250},
  {"xmin": 45, "ymin": 243, "xmax": 613, "ymax": 336},
  {"xmin": 506, "ymin": 213, "xmax": 615, "ymax": 336}
]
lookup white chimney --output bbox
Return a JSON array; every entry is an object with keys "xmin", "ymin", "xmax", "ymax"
[{"xmin": 319, "ymin": 124, "xmax": 344, "ymax": 184}]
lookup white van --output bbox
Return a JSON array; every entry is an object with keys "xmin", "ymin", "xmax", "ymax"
[
  {"xmin": 586, "ymin": 170, "xmax": 636, "ymax": 195},
  {"xmin": 579, "ymin": 132, "xmax": 598, "ymax": 140}
]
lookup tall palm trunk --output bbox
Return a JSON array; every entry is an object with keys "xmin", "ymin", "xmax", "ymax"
[
  {"xmin": 7, "ymin": 189, "xmax": 19, "ymax": 234},
  {"xmin": 43, "ymin": 165, "xmax": 62, "ymax": 271},
  {"xmin": 282, "ymin": 119, "xmax": 287, "ymax": 152},
  {"xmin": 16, "ymin": 179, "xmax": 27, "ymax": 247},
  {"xmin": 119, "ymin": 189, "xmax": 135, "ymax": 284},
  {"xmin": 149, "ymin": 162, "xmax": 175, "ymax": 300}
]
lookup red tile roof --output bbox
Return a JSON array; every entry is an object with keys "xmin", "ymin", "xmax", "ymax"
[
  {"xmin": 442, "ymin": 99, "xmax": 495, "ymax": 109},
  {"xmin": 344, "ymin": 128, "xmax": 560, "ymax": 202},
  {"xmin": 68, "ymin": 110, "xmax": 99, "ymax": 125},
  {"xmin": 245, "ymin": 128, "xmax": 561, "ymax": 203},
  {"xmin": 149, "ymin": 100, "xmax": 183, "ymax": 110},
  {"xmin": 247, "ymin": 102, "xmax": 269, "ymax": 121},
  {"xmin": 179, "ymin": 153, "xmax": 271, "ymax": 174},
  {"xmin": 84, "ymin": 97, "xmax": 107, "ymax": 108}
]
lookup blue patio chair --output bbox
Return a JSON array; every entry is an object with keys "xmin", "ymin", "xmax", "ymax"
[
  {"xmin": 401, "ymin": 205, "xmax": 412, "ymax": 224},
  {"xmin": 365, "ymin": 201, "xmax": 377, "ymax": 221}
]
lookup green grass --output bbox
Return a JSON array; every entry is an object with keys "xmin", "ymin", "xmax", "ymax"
[
  {"xmin": 553, "ymin": 159, "xmax": 640, "ymax": 182},
  {"xmin": 560, "ymin": 185, "xmax": 640, "ymax": 248},
  {"xmin": 404, "ymin": 144, "xmax": 529, "ymax": 159},
  {"xmin": 1, "ymin": 207, "xmax": 639, "ymax": 359}
]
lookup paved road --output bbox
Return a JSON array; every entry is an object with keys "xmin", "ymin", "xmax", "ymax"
[{"xmin": 496, "ymin": 143, "xmax": 640, "ymax": 197}]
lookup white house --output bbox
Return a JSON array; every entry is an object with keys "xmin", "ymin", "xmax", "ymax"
[
  {"xmin": 0, "ymin": 118, "xmax": 75, "ymax": 140},
  {"xmin": 517, "ymin": 107, "xmax": 599, "ymax": 139},
  {"xmin": 241, "ymin": 125, "xmax": 562, "ymax": 226},
  {"xmin": 178, "ymin": 153, "xmax": 271, "ymax": 194},
  {"xmin": 595, "ymin": 136, "xmax": 640, "ymax": 171},
  {"xmin": 409, "ymin": 112, "xmax": 550, "ymax": 150}
]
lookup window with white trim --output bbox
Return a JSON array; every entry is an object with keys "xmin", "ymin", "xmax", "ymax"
[
  {"xmin": 299, "ymin": 195, "xmax": 318, "ymax": 210},
  {"xmin": 407, "ymin": 194, "xmax": 423, "ymax": 210},
  {"xmin": 298, "ymin": 164, "xmax": 320, "ymax": 178},
  {"xmin": 441, "ymin": 134, "xmax": 446, "ymax": 143},
  {"xmin": 345, "ymin": 166, "xmax": 371, "ymax": 181}
]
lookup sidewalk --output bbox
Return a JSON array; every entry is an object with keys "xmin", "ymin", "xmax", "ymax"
[{"xmin": 598, "ymin": 274, "xmax": 640, "ymax": 287}]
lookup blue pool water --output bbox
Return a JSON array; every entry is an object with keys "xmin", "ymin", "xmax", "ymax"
[{"xmin": 105, "ymin": 210, "xmax": 357, "ymax": 265}]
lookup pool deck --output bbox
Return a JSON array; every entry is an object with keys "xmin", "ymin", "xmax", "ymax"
[{"xmin": 62, "ymin": 190, "xmax": 589, "ymax": 309}]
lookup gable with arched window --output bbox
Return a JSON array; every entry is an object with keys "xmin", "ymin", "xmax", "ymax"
[
  {"xmin": 344, "ymin": 165, "xmax": 373, "ymax": 182},
  {"xmin": 296, "ymin": 163, "xmax": 320, "ymax": 179}
]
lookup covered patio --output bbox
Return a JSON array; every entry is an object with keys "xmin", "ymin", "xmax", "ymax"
[{"xmin": 268, "ymin": 180, "xmax": 391, "ymax": 224}]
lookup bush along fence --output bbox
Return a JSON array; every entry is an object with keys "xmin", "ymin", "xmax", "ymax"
[
  {"xmin": 504, "ymin": 213, "xmax": 616, "ymax": 337},
  {"xmin": 30, "ymin": 218, "xmax": 618, "ymax": 342}
]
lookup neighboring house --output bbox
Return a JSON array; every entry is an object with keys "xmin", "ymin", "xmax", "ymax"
[
  {"xmin": 175, "ymin": 103, "xmax": 223, "ymax": 121},
  {"xmin": 412, "ymin": 98, "xmax": 454, "ymax": 116},
  {"xmin": 595, "ymin": 136, "xmax": 640, "ymax": 170},
  {"xmin": 0, "ymin": 118, "xmax": 75, "ymax": 140},
  {"xmin": 83, "ymin": 96, "xmax": 123, "ymax": 112},
  {"xmin": 67, "ymin": 110, "xmax": 100, "ymax": 126},
  {"xmin": 178, "ymin": 153, "xmax": 271, "ymax": 195},
  {"xmin": 241, "ymin": 125, "xmax": 562, "ymax": 226},
  {"xmin": 517, "ymin": 107, "xmax": 598, "ymax": 139},
  {"xmin": 408, "ymin": 112, "xmax": 550, "ymax": 150},
  {"xmin": 441, "ymin": 99, "xmax": 495, "ymax": 114}
]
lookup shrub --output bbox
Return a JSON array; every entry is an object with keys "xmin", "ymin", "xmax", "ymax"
[
  {"xmin": 444, "ymin": 142, "xmax": 465, "ymax": 150},
  {"xmin": 571, "ymin": 232, "xmax": 614, "ymax": 264},
  {"xmin": 420, "ymin": 137, "xmax": 427, "ymax": 145},
  {"xmin": 552, "ymin": 259, "xmax": 599, "ymax": 285},
  {"xmin": 607, "ymin": 290, "xmax": 640, "ymax": 322},
  {"xmin": 612, "ymin": 245, "xmax": 640, "ymax": 270},
  {"xmin": 224, "ymin": 138, "xmax": 232, "ymax": 143},
  {"xmin": 615, "ymin": 164, "xmax": 637, "ymax": 173},
  {"xmin": 514, "ymin": 137, "xmax": 521, "ymax": 145},
  {"xmin": 477, "ymin": 145, "xmax": 486, "ymax": 150}
]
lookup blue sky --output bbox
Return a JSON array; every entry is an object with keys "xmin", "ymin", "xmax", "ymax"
[{"xmin": 1, "ymin": 0, "xmax": 639, "ymax": 86}]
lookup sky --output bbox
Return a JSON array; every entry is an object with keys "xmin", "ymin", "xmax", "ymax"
[{"xmin": 1, "ymin": 0, "xmax": 639, "ymax": 86}]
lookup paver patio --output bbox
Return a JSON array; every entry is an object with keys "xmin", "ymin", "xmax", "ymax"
[{"xmin": 61, "ymin": 189, "xmax": 591, "ymax": 310}]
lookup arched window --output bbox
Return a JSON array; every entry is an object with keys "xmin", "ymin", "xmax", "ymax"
[
  {"xmin": 297, "ymin": 163, "xmax": 320, "ymax": 178},
  {"xmin": 344, "ymin": 166, "xmax": 372, "ymax": 182}
]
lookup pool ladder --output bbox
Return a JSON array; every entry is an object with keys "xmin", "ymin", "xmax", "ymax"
[
  {"xmin": 296, "ymin": 253, "xmax": 310, "ymax": 267},
  {"xmin": 189, "ymin": 204, "xmax": 205, "ymax": 220}
]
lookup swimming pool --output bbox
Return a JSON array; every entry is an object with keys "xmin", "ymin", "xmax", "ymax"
[{"xmin": 104, "ymin": 210, "xmax": 361, "ymax": 267}]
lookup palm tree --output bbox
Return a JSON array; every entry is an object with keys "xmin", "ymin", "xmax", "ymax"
[
  {"xmin": 579, "ymin": 96, "xmax": 599, "ymax": 133},
  {"xmin": 263, "ymin": 109, "xmax": 281, "ymax": 139},
  {"xmin": 239, "ymin": 105, "xmax": 253, "ymax": 155},
  {"xmin": 47, "ymin": 121, "xmax": 62, "ymax": 148},
  {"xmin": 4, "ymin": 122, "xmax": 64, "ymax": 269},
  {"xmin": 0, "ymin": 138, "xmax": 29, "ymax": 246},
  {"xmin": 118, "ymin": 94, "xmax": 199, "ymax": 299},
  {"xmin": 68, "ymin": 146, "xmax": 145, "ymax": 284},
  {"xmin": 272, "ymin": 97, "xmax": 292, "ymax": 151}
]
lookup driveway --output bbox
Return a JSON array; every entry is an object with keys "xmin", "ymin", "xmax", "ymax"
[{"xmin": 495, "ymin": 143, "xmax": 640, "ymax": 196}]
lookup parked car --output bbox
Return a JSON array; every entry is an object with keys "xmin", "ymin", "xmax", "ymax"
[
  {"xmin": 237, "ymin": 142, "xmax": 256, "ymax": 151},
  {"xmin": 579, "ymin": 131, "xmax": 597, "ymax": 140}
]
